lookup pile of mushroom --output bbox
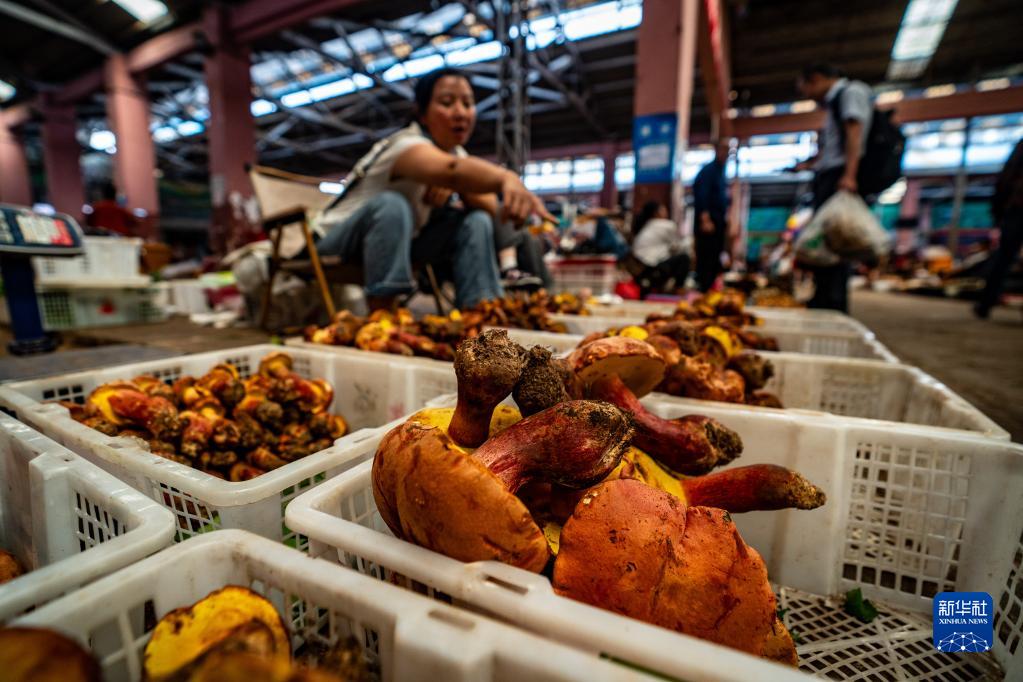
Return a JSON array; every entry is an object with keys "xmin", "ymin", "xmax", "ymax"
[
  {"xmin": 58, "ymin": 352, "xmax": 348, "ymax": 481},
  {"xmin": 372, "ymin": 329, "xmax": 826, "ymax": 665},
  {"xmin": 575, "ymin": 310, "xmax": 784, "ymax": 407}
]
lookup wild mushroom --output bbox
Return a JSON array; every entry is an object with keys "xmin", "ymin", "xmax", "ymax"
[
  {"xmin": 552, "ymin": 479, "xmax": 795, "ymax": 662},
  {"xmin": 569, "ymin": 337, "xmax": 742, "ymax": 475},
  {"xmin": 569, "ymin": 336, "xmax": 666, "ymax": 397},
  {"xmin": 611, "ymin": 448, "xmax": 825, "ymax": 513},
  {"xmin": 0, "ymin": 628, "xmax": 101, "ymax": 682},
  {"xmin": 512, "ymin": 346, "xmax": 570, "ymax": 416},
  {"xmin": 143, "ymin": 586, "xmax": 289, "ymax": 682},
  {"xmin": 449, "ymin": 328, "xmax": 526, "ymax": 447},
  {"xmin": 372, "ymin": 400, "xmax": 633, "ymax": 572}
]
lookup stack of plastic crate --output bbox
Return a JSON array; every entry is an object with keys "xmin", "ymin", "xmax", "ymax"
[{"xmin": 30, "ymin": 236, "xmax": 164, "ymax": 330}]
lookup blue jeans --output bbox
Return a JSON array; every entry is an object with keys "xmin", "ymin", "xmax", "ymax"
[{"xmin": 316, "ymin": 191, "xmax": 503, "ymax": 308}]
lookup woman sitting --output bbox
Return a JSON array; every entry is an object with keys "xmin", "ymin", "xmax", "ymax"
[
  {"xmin": 314, "ymin": 68, "xmax": 552, "ymax": 310},
  {"xmin": 630, "ymin": 200, "xmax": 691, "ymax": 297}
]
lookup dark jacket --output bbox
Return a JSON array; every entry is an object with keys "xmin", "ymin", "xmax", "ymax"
[{"xmin": 994, "ymin": 139, "xmax": 1023, "ymax": 222}]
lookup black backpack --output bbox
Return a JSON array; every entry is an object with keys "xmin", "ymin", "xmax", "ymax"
[{"xmin": 831, "ymin": 85, "xmax": 905, "ymax": 195}]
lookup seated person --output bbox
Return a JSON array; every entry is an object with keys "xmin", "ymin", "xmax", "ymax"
[
  {"xmin": 630, "ymin": 200, "xmax": 691, "ymax": 296},
  {"xmin": 314, "ymin": 68, "xmax": 553, "ymax": 310}
]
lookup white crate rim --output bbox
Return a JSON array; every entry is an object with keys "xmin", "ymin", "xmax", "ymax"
[
  {"xmin": 0, "ymin": 344, "xmax": 403, "ymax": 509},
  {"xmin": 286, "ymin": 400, "xmax": 1023, "ymax": 681},
  {"xmin": 0, "ymin": 414, "xmax": 176, "ymax": 620},
  {"xmin": 10, "ymin": 529, "xmax": 763, "ymax": 682}
]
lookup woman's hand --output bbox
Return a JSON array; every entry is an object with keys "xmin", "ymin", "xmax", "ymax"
[
  {"xmin": 423, "ymin": 185, "xmax": 454, "ymax": 208},
  {"xmin": 501, "ymin": 171, "xmax": 556, "ymax": 224}
]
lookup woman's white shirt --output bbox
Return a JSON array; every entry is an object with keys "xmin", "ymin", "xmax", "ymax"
[
  {"xmin": 632, "ymin": 218, "xmax": 686, "ymax": 267},
  {"xmin": 315, "ymin": 122, "xmax": 466, "ymax": 237}
]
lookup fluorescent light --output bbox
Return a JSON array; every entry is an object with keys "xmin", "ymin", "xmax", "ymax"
[
  {"xmin": 751, "ymin": 104, "xmax": 776, "ymax": 117},
  {"xmin": 319, "ymin": 182, "xmax": 343, "ymax": 194},
  {"xmin": 250, "ymin": 99, "xmax": 276, "ymax": 117},
  {"xmin": 175, "ymin": 121, "xmax": 203, "ymax": 136},
  {"xmin": 886, "ymin": 0, "xmax": 959, "ymax": 80},
  {"xmin": 876, "ymin": 90, "xmax": 904, "ymax": 105},
  {"xmin": 892, "ymin": 23, "xmax": 946, "ymax": 60},
  {"xmin": 924, "ymin": 83, "xmax": 956, "ymax": 98},
  {"xmin": 110, "ymin": 0, "xmax": 168, "ymax": 24},
  {"xmin": 0, "ymin": 79, "xmax": 15, "ymax": 102},
  {"xmin": 89, "ymin": 130, "xmax": 117, "ymax": 152},
  {"xmin": 789, "ymin": 100, "xmax": 816, "ymax": 113},
  {"xmin": 977, "ymin": 77, "xmax": 1010, "ymax": 91},
  {"xmin": 152, "ymin": 126, "xmax": 178, "ymax": 143}
]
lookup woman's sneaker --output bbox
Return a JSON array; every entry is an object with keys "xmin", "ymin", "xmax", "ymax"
[{"xmin": 500, "ymin": 268, "xmax": 543, "ymax": 290}]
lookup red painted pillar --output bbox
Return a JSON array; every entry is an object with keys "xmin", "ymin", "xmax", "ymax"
[
  {"xmin": 632, "ymin": 0, "xmax": 699, "ymax": 221},
  {"xmin": 0, "ymin": 109, "xmax": 33, "ymax": 206},
  {"xmin": 205, "ymin": 6, "xmax": 259, "ymax": 254},
  {"xmin": 40, "ymin": 99, "xmax": 86, "ymax": 220},
  {"xmin": 105, "ymin": 53, "xmax": 159, "ymax": 239}
]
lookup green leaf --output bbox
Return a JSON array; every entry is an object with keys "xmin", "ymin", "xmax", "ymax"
[{"xmin": 843, "ymin": 587, "xmax": 879, "ymax": 624}]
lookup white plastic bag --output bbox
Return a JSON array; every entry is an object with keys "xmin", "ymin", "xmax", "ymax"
[
  {"xmin": 794, "ymin": 207, "xmax": 840, "ymax": 268},
  {"xmin": 797, "ymin": 191, "xmax": 890, "ymax": 267}
]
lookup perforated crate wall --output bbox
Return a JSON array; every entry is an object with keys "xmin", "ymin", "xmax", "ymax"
[
  {"xmin": 82, "ymin": 572, "xmax": 383, "ymax": 681},
  {"xmin": 818, "ymin": 367, "xmax": 884, "ymax": 419},
  {"xmin": 842, "ymin": 441, "xmax": 970, "ymax": 601},
  {"xmin": 994, "ymin": 529, "xmax": 1023, "ymax": 657},
  {"xmin": 73, "ymin": 487, "xmax": 128, "ymax": 552}
]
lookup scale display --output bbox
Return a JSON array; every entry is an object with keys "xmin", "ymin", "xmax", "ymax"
[{"xmin": 0, "ymin": 204, "xmax": 83, "ymax": 256}]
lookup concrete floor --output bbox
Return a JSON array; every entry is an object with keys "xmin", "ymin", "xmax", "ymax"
[{"xmin": 850, "ymin": 290, "xmax": 1022, "ymax": 441}]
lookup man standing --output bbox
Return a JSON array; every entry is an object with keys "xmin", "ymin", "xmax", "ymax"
[
  {"xmin": 975, "ymin": 138, "xmax": 1023, "ymax": 318},
  {"xmin": 692, "ymin": 139, "xmax": 731, "ymax": 292},
  {"xmin": 792, "ymin": 63, "xmax": 873, "ymax": 312}
]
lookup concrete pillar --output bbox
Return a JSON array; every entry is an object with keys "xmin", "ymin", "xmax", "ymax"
[
  {"xmin": 40, "ymin": 99, "xmax": 86, "ymax": 220},
  {"xmin": 598, "ymin": 141, "xmax": 619, "ymax": 209},
  {"xmin": 204, "ymin": 6, "xmax": 259, "ymax": 254},
  {"xmin": 632, "ymin": 0, "xmax": 699, "ymax": 221},
  {"xmin": 0, "ymin": 110, "xmax": 32, "ymax": 206},
  {"xmin": 105, "ymin": 53, "xmax": 159, "ymax": 239}
]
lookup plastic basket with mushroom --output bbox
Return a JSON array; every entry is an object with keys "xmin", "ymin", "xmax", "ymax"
[
  {"xmin": 496, "ymin": 330, "xmax": 1006, "ymax": 439},
  {"xmin": 0, "ymin": 412, "xmax": 175, "ymax": 621},
  {"xmin": 587, "ymin": 301, "xmax": 873, "ymax": 334},
  {"xmin": 9, "ymin": 529, "xmax": 699, "ymax": 682},
  {"xmin": 286, "ymin": 400, "xmax": 1023, "ymax": 681},
  {"xmin": 548, "ymin": 313, "xmax": 898, "ymax": 362},
  {"xmin": 0, "ymin": 345, "xmax": 458, "ymax": 545}
]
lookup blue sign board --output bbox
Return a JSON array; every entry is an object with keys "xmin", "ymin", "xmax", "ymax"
[
  {"xmin": 933, "ymin": 591, "xmax": 993, "ymax": 653},
  {"xmin": 633, "ymin": 113, "xmax": 677, "ymax": 184}
]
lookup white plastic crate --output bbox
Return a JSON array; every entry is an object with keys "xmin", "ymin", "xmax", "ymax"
[
  {"xmin": 0, "ymin": 344, "xmax": 459, "ymax": 545},
  {"xmin": 286, "ymin": 398, "xmax": 1023, "ymax": 681},
  {"xmin": 511, "ymin": 320, "xmax": 898, "ymax": 363},
  {"xmin": 549, "ymin": 313, "xmax": 898, "ymax": 362},
  {"xmin": 33, "ymin": 236, "xmax": 145, "ymax": 286},
  {"xmin": 14, "ymin": 529, "xmax": 663, "ymax": 682},
  {"xmin": 290, "ymin": 336, "xmax": 996, "ymax": 438},
  {"xmin": 548, "ymin": 256, "xmax": 620, "ymax": 295},
  {"xmin": 588, "ymin": 300, "xmax": 869, "ymax": 333},
  {"xmin": 0, "ymin": 412, "xmax": 175, "ymax": 621},
  {"xmin": 33, "ymin": 286, "xmax": 167, "ymax": 330}
]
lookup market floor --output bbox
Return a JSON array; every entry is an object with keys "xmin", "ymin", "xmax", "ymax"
[{"xmin": 849, "ymin": 290, "xmax": 1023, "ymax": 441}]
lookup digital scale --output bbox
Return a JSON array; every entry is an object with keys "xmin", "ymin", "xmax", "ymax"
[{"xmin": 0, "ymin": 204, "xmax": 84, "ymax": 355}]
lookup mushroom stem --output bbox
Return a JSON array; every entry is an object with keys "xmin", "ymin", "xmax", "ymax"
[
  {"xmin": 590, "ymin": 374, "xmax": 742, "ymax": 475},
  {"xmin": 449, "ymin": 329, "xmax": 526, "ymax": 447},
  {"xmin": 682, "ymin": 464, "xmax": 826, "ymax": 513},
  {"xmin": 473, "ymin": 401, "xmax": 633, "ymax": 493}
]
